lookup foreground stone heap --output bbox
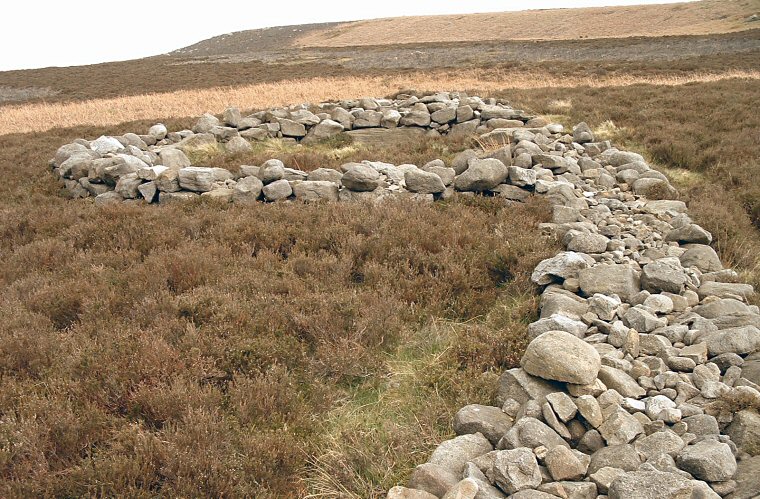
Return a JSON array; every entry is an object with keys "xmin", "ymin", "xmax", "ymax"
[
  {"xmin": 50, "ymin": 92, "xmax": 560, "ymax": 205},
  {"xmin": 377, "ymin": 120, "xmax": 758, "ymax": 498}
]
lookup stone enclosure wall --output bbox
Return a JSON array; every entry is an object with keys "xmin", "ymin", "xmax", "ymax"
[
  {"xmin": 49, "ymin": 92, "xmax": 760, "ymax": 498},
  {"xmin": 51, "ymin": 92, "xmax": 562, "ymax": 205}
]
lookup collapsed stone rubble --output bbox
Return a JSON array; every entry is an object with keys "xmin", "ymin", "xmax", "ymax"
[
  {"xmin": 48, "ymin": 91, "xmax": 760, "ymax": 498},
  {"xmin": 389, "ymin": 140, "xmax": 760, "ymax": 495}
]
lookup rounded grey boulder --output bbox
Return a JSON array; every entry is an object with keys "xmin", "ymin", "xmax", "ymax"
[
  {"xmin": 262, "ymin": 179, "xmax": 292, "ymax": 201},
  {"xmin": 521, "ymin": 330, "xmax": 601, "ymax": 385},
  {"xmin": 453, "ymin": 158, "xmax": 508, "ymax": 192},
  {"xmin": 405, "ymin": 168, "xmax": 446, "ymax": 194},
  {"xmin": 342, "ymin": 163, "xmax": 381, "ymax": 192}
]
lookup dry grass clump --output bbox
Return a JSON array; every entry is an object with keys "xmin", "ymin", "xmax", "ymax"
[
  {"xmin": 2, "ymin": 70, "xmax": 758, "ymax": 136},
  {"xmin": 0, "ymin": 126, "xmax": 555, "ymax": 497}
]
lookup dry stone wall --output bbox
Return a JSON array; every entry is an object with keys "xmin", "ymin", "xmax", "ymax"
[
  {"xmin": 50, "ymin": 92, "xmax": 549, "ymax": 205},
  {"xmin": 49, "ymin": 92, "xmax": 760, "ymax": 498}
]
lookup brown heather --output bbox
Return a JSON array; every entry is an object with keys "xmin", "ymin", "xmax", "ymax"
[{"xmin": 0, "ymin": 124, "xmax": 555, "ymax": 497}]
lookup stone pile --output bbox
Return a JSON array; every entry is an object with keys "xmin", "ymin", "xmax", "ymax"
[
  {"xmin": 49, "ymin": 92, "xmax": 760, "ymax": 497},
  {"xmin": 49, "ymin": 92, "xmax": 554, "ymax": 206},
  {"xmin": 381, "ymin": 109, "xmax": 760, "ymax": 499}
]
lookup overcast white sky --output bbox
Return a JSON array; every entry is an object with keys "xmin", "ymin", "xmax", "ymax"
[{"xmin": 2, "ymin": 0, "xmax": 693, "ymax": 71}]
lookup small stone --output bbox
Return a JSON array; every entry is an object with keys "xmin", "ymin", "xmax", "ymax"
[
  {"xmin": 491, "ymin": 448, "xmax": 542, "ymax": 494},
  {"xmin": 576, "ymin": 395, "xmax": 603, "ymax": 428},
  {"xmin": 387, "ymin": 486, "xmax": 438, "ymax": 499},
  {"xmin": 676, "ymin": 440, "xmax": 737, "ymax": 482},
  {"xmin": 178, "ymin": 166, "xmax": 218, "ymax": 192},
  {"xmin": 590, "ymin": 466, "xmax": 626, "ymax": 494},
  {"xmin": 634, "ymin": 430, "xmax": 685, "ymax": 460},
  {"xmin": 528, "ymin": 315, "xmax": 588, "ymax": 339},
  {"xmin": 623, "ymin": 307, "xmax": 666, "ymax": 333},
  {"xmin": 307, "ymin": 167, "xmax": 343, "ymax": 184},
  {"xmin": 496, "ymin": 368, "xmax": 563, "ymax": 407},
  {"xmin": 641, "ymin": 258, "xmax": 689, "ymax": 294},
  {"xmin": 507, "ymin": 166, "xmax": 537, "ymax": 187},
  {"xmin": 608, "ymin": 470, "xmax": 694, "ymax": 498},
  {"xmin": 258, "ymin": 159, "xmax": 285, "ymax": 184},
  {"xmin": 453, "ymin": 158, "xmax": 508, "ymax": 192},
  {"xmin": 542, "ymin": 402, "xmax": 572, "ymax": 440},
  {"xmin": 453, "ymin": 405, "xmax": 512, "ymax": 446},
  {"xmin": 546, "ymin": 392, "xmax": 577, "ymax": 422},
  {"xmin": 148, "ymin": 123, "xmax": 168, "ymax": 140},
  {"xmin": 135, "ymin": 180, "xmax": 156, "ymax": 203},
  {"xmin": 666, "ymin": 224, "xmax": 713, "ymax": 245},
  {"xmin": 409, "ymin": 463, "xmax": 460, "ymax": 498},
  {"xmin": 225, "ymin": 136, "xmax": 252, "ymax": 155},
  {"xmin": 578, "ymin": 264, "xmax": 641, "ymax": 301},
  {"xmin": 405, "ymin": 168, "xmax": 446, "ymax": 194},
  {"xmin": 597, "ymin": 366, "xmax": 646, "ymax": 399},
  {"xmin": 598, "ymin": 407, "xmax": 645, "ymax": 445},
  {"xmin": 531, "ymin": 252, "xmax": 593, "ymax": 286},
  {"xmin": 342, "ymin": 163, "xmax": 382, "ymax": 192},
  {"xmin": 726, "ymin": 410, "xmax": 760, "ymax": 456},
  {"xmin": 500, "ymin": 417, "xmax": 569, "ymax": 451},
  {"xmin": 441, "ymin": 478, "xmax": 479, "ymax": 499},
  {"xmin": 566, "ymin": 232, "xmax": 610, "ymax": 254},
  {"xmin": 545, "ymin": 445, "xmax": 587, "ymax": 481},
  {"xmin": 429, "ymin": 433, "xmax": 493, "ymax": 476},
  {"xmin": 232, "ymin": 176, "xmax": 263, "ymax": 204},
  {"xmin": 578, "ymin": 430, "xmax": 606, "ymax": 454},
  {"xmin": 588, "ymin": 294, "xmax": 621, "ymax": 321},
  {"xmin": 704, "ymin": 326, "xmax": 760, "ymax": 356},
  {"xmin": 645, "ymin": 395, "xmax": 676, "ymax": 420},
  {"xmin": 588, "ymin": 444, "xmax": 641, "ymax": 474}
]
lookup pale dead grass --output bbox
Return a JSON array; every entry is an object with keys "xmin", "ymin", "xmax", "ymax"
[
  {"xmin": 2, "ymin": 69, "xmax": 759, "ymax": 135},
  {"xmin": 296, "ymin": 0, "xmax": 759, "ymax": 47}
]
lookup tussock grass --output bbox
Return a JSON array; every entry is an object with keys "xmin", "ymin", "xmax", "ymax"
[{"xmin": 2, "ymin": 70, "xmax": 758, "ymax": 135}]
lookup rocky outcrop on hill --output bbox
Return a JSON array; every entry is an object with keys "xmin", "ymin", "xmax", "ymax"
[{"xmin": 48, "ymin": 92, "xmax": 760, "ymax": 498}]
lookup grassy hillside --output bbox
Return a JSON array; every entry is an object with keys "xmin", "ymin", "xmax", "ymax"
[
  {"xmin": 167, "ymin": 1, "xmax": 760, "ymax": 53},
  {"xmin": 295, "ymin": 0, "xmax": 760, "ymax": 46},
  {"xmin": 1, "ymin": 28, "xmax": 757, "ymax": 108}
]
